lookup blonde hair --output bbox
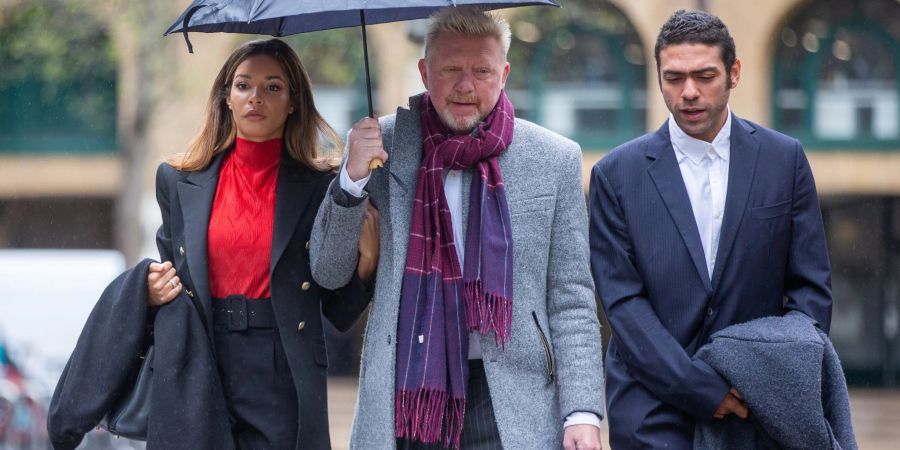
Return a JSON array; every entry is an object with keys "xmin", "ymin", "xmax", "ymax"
[
  {"xmin": 424, "ymin": 7, "xmax": 511, "ymax": 61},
  {"xmin": 167, "ymin": 39, "xmax": 341, "ymax": 172}
]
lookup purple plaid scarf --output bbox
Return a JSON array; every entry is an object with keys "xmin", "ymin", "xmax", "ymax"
[{"xmin": 395, "ymin": 91, "xmax": 515, "ymax": 449}]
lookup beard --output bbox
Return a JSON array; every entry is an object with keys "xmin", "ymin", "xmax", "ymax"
[
  {"xmin": 438, "ymin": 94, "xmax": 485, "ymax": 135},
  {"xmin": 439, "ymin": 109, "xmax": 482, "ymax": 134}
]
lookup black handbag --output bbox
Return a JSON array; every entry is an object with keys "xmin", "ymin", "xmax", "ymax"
[
  {"xmin": 99, "ymin": 345, "xmax": 154, "ymax": 440},
  {"xmin": 99, "ymin": 278, "xmax": 211, "ymax": 440}
]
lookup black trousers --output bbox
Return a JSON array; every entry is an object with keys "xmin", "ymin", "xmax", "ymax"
[
  {"xmin": 213, "ymin": 297, "xmax": 298, "ymax": 449},
  {"xmin": 398, "ymin": 360, "xmax": 503, "ymax": 450}
]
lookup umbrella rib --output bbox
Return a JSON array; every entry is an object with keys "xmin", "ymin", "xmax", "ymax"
[
  {"xmin": 181, "ymin": 5, "xmax": 207, "ymax": 54},
  {"xmin": 249, "ymin": 0, "xmax": 264, "ymax": 22}
]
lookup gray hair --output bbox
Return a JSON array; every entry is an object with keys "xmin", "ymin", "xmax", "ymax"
[{"xmin": 423, "ymin": 7, "xmax": 512, "ymax": 61}]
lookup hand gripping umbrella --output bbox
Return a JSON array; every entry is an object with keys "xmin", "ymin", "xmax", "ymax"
[{"xmin": 165, "ymin": 0, "xmax": 559, "ymax": 169}]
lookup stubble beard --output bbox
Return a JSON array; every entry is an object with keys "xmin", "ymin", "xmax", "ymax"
[{"xmin": 439, "ymin": 106, "xmax": 483, "ymax": 135}]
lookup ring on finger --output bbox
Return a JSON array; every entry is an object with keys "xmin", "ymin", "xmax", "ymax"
[{"xmin": 168, "ymin": 279, "xmax": 178, "ymax": 288}]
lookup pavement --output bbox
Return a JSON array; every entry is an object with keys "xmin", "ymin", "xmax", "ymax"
[{"xmin": 327, "ymin": 378, "xmax": 900, "ymax": 449}]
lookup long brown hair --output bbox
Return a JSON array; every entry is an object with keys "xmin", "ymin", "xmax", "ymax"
[{"xmin": 168, "ymin": 39, "xmax": 341, "ymax": 171}]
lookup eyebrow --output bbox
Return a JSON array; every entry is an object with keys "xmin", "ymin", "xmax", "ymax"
[
  {"xmin": 662, "ymin": 66, "xmax": 721, "ymax": 76},
  {"xmin": 234, "ymin": 74, "xmax": 285, "ymax": 81}
]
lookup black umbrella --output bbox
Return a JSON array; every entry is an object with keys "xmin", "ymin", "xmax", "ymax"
[{"xmin": 165, "ymin": 0, "xmax": 559, "ymax": 167}]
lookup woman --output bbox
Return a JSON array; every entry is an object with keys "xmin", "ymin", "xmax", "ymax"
[{"xmin": 147, "ymin": 38, "xmax": 376, "ymax": 448}]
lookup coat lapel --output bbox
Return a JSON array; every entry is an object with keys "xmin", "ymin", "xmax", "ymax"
[
  {"xmin": 388, "ymin": 97, "xmax": 424, "ymax": 279},
  {"xmin": 710, "ymin": 116, "xmax": 759, "ymax": 290},
  {"xmin": 646, "ymin": 122, "xmax": 713, "ymax": 292},
  {"xmin": 271, "ymin": 156, "xmax": 316, "ymax": 273},
  {"xmin": 177, "ymin": 154, "xmax": 224, "ymax": 329}
]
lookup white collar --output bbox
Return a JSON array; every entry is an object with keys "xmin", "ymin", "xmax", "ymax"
[{"xmin": 669, "ymin": 107, "xmax": 732, "ymax": 164}]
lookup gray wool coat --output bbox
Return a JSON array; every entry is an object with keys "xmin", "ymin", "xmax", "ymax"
[
  {"xmin": 694, "ymin": 312, "xmax": 857, "ymax": 450},
  {"xmin": 310, "ymin": 94, "xmax": 605, "ymax": 449}
]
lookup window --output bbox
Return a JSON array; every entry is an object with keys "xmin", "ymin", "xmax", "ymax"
[
  {"xmin": 772, "ymin": 0, "xmax": 899, "ymax": 149},
  {"xmin": 507, "ymin": 1, "xmax": 647, "ymax": 149}
]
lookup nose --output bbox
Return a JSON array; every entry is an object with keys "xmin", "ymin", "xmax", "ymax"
[
  {"xmin": 249, "ymin": 87, "xmax": 263, "ymax": 105},
  {"xmin": 454, "ymin": 70, "xmax": 476, "ymax": 94},
  {"xmin": 682, "ymin": 79, "xmax": 699, "ymax": 101}
]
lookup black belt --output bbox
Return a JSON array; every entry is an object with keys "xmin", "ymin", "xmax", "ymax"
[{"xmin": 212, "ymin": 295, "xmax": 275, "ymax": 331}]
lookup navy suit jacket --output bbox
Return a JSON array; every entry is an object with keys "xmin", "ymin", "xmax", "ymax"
[{"xmin": 589, "ymin": 115, "xmax": 832, "ymax": 445}]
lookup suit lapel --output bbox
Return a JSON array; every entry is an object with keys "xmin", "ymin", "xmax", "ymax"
[
  {"xmin": 177, "ymin": 154, "xmax": 224, "ymax": 328},
  {"xmin": 271, "ymin": 156, "xmax": 316, "ymax": 273},
  {"xmin": 389, "ymin": 97, "xmax": 424, "ymax": 279},
  {"xmin": 710, "ymin": 116, "xmax": 759, "ymax": 290},
  {"xmin": 646, "ymin": 122, "xmax": 712, "ymax": 292}
]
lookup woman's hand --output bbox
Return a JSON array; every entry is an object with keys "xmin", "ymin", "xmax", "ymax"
[
  {"xmin": 148, "ymin": 261, "xmax": 181, "ymax": 306},
  {"xmin": 357, "ymin": 202, "xmax": 380, "ymax": 284}
]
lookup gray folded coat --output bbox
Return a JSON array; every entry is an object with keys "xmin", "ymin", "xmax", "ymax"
[{"xmin": 694, "ymin": 312, "xmax": 857, "ymax": 450}]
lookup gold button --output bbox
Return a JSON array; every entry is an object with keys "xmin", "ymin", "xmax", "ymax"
[
  {"xmin": 179, "ymin": 246, "xmax": 185, "ymax": 256},
  {"xmin": 186, "ymin": 289, "xmax": 194, "ymax": 298},
  {"xmin": 297, "ymin": 321, "xmax": 306, "ymax": 331},
  {"xmin": 301, "ymin": 281, "xmax": 311, "ymax": 291},
  {"xmin": 305, "ymin": 241, "xmax": 310, "ymax": 250}
]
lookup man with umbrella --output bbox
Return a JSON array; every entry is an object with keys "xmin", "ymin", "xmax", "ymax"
[{"xmin": 311, "ymin": 7, "xmax": 605, "ymax": 450}]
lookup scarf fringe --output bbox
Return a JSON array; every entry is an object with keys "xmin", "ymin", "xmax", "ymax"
[
  {"xmin": 396, "ymin": 388, "xmax": 467, "ymax": 449},
  {"xmin": 464, "ymin": 280, "xmax": 513, "ymax": 347}
]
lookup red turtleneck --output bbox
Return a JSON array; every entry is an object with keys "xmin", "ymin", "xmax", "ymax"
[{"xmin": 208, "ymin": 137, "xmax": 281, "ymax": 299}]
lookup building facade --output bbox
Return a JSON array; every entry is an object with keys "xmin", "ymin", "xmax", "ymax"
[{"xmin": 1, "ymin": 0, "xmax": 898, "ymax": 384}]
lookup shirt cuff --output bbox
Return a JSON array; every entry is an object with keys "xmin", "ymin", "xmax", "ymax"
[
  {"xmin": 563, "ymin": 411, "xmax": 601, "ymax": 429},
  {"xmin": 339, "ymin": 160, "xmax": 370, "ymax": 198}
]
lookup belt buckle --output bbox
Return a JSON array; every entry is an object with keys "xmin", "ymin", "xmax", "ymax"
[{"xmin": 226, "ymin": 295, "xmax": 248, "ymax": 331}]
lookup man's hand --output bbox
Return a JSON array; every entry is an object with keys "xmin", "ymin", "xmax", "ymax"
[
  {"xmin": 714, "ymin": 387, "xmax": 748, "ymax": 419},
  {"xmin": 563, "ymin": 424, "xmax": 602, "ymax": 450},
  {"xmin": 347, "ymin": 116, "xmax": 388, "ymax": 181}
]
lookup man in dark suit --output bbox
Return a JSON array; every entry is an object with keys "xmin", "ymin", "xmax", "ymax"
[{"xmin": 588, "ymin": 10, "xmax": 833, "ymax": 449}]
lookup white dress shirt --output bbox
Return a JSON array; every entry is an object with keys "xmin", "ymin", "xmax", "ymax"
[
  {"xmin": 339, "ymin": 160, "xmax": 600, "ymax": 429},
  {"xmin": 668, "ymin": 109, "xmax": 732, "ymax": 279}
]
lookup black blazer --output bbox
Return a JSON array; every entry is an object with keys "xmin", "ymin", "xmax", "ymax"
[{"xmin": 155, "ymin": 150, "xmax": 370, "ymax": 449}]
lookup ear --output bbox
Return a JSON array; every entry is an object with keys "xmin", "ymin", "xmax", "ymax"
[
  {"xmin": 729, "ymin": 58, "xmax": 741, "ymax": 89},
  {"xmin": 500, "ymin": 61, "xmax": 510, "ymax": 89},
  {"xmin": 418, "ymin": 58, "xmax": 428, "ymax": 89}
]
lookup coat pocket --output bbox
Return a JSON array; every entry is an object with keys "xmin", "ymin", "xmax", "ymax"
[
  {"xmin": 751, "ymin": 199, "xmax": 792, "ymax": 219},
  {"xmin": 509, "ymin": 195, "xmax": 553, "ymax": 216},
  {"xmin": 532, "ymin": 311, "xmax": 555, "ymax": 384}
]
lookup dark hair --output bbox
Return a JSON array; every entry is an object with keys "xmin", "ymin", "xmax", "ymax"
[
  {"xmin": 654, "ymin": 10, "xmax": 736, "ymax": 87},
  {"xmin": 169, "ymin": 38, "xmax": 341, "ymax": 171}
]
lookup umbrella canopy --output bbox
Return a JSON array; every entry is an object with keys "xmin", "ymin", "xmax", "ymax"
[{"xmin": 164, "ymin": 1, "xmax": 559, "ymax": 38}]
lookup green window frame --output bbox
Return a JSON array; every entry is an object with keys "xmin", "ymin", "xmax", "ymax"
[
  {"xmin": 507, "ymin": 1, "xmax": 647, "ymax": 150},
  {"xmin": 771, "ymin": 0, "xmax": 900, "ymax": 150}
]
